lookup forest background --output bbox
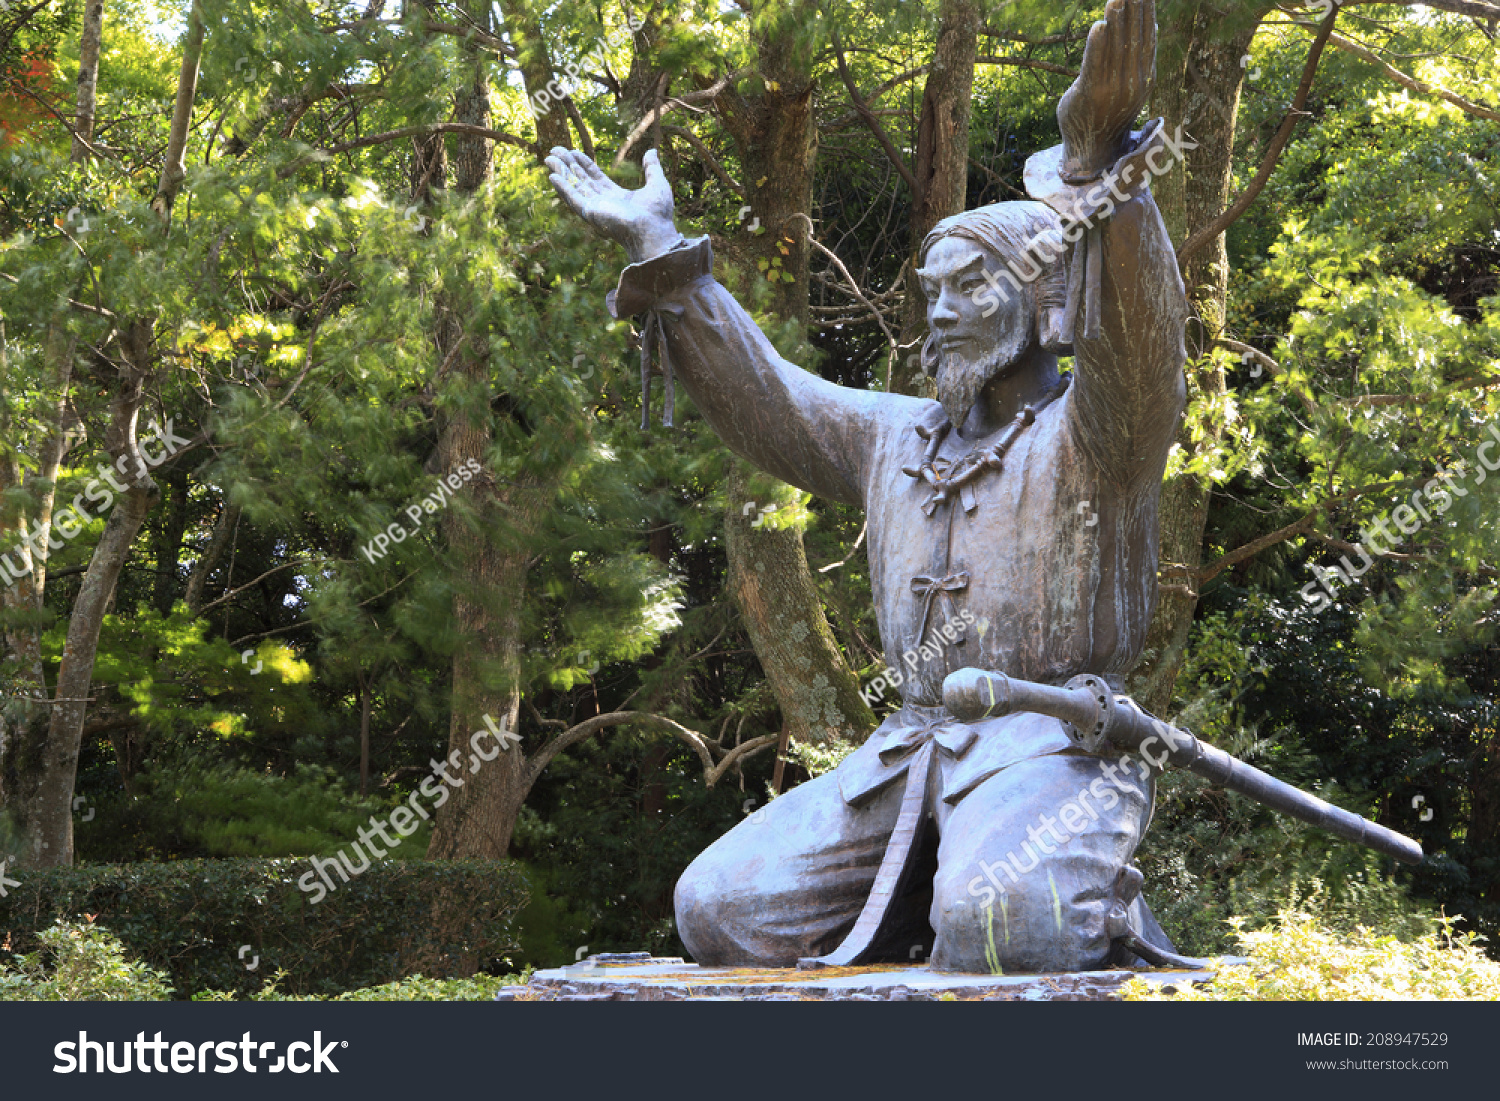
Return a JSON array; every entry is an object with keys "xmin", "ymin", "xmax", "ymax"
[{"xmin": 1, "ymin": 0, "xmax": 1498, "ymax": 991}]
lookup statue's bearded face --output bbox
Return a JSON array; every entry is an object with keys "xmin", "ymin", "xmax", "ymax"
[{"xmin": 917, "ymin": 236, "xmax": 1034, "ymax": 430}]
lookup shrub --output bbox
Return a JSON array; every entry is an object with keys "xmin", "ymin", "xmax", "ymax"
[
  {"xmin": 212, "ymin": 970, "xmax": 529, "ymax": 1001},
  {"xmin": 76, "ymin": 759, "xmax": 427, "ymax": 862},
  {"xmin": 1122, "ymin": 909, "xmax": 1500, "ymax": 1000},
  {"xmin": 0, "ymin": 858, "xmax": 528, "ymax": 998},
  {"xmin": 0, "ymin": 919, "xmax": 175, "ymax": 1001}
]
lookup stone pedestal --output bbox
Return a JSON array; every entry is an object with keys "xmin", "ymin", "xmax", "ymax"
[{"xmin": 494, "ymin": 953, "xmax": 1224, "ymax": 1002}]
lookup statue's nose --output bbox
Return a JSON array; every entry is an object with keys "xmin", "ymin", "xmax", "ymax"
[{"xmin": 928, "ymin": 287, "xmax": 963, "ymax": 329}]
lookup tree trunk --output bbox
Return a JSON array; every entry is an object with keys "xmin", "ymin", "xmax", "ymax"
[
  {"xmin": 27, "ymin": 343, "xmax": 157, "ymax": 867},
  {"xmin": 725, "ymin": 463, "xmax": 876, "ymax": 746},
  {"xmin": 900, "ymin": 0, "xmax": 979, "ymax": 366},
  {"xmin": 358, "ymin": 669, "xmax": 371, "ymax": 797},
  {"xmin": 2, "ymin": 0, "xmax": 102, "ymax": 817},
  {"xmin": 183, "ymin": 502, "xmax": 239, "ymax": 612},
  {"xmin": 71, "ymin": 0, "xmax": 105, "ymax": 162},
  {"xmin": 715, "ymin": 3, "xmax": 875, "ymax": 750},
  {"xmin": 10, "ymin": 0, "xmax": 204, "ymax": 866},
  {"xmin": 425, "ymin": 1, "xmax": 546, "ymax": 859},
  {"xmin": 152, "ymin": 467, "xmax": 188, "ymax": 614},
  {"xmin": 1127, "ymin": 6, "xmax": 1265, "ymax": 714},
  {"xmin": 494, "ymin": 0, "xmax": 572, "ymax": 154},
  {"xmin": 0, "ymin": 322, "xmax": 76, "ymax": 851},
  {"xmin": 0, "ymin": 339, "xmax": 61, "ymax": 828},
  {"xmin": 424, "ymin": 505, "xmax": 538, "ymax": 858}
]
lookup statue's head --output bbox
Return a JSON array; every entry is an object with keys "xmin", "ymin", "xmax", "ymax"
[{"xmin": 916, "ymin": 201, "xmax": 1069, "ymax": 429}]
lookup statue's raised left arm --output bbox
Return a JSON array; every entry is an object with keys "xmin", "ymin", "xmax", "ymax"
[
  {"xmin": 547, "ymin": 148, "xmax": 890, "ymax": 508},
  {"xmin": 1026, "ymin": 0, "xmax": 1190, "ymax": 488}
]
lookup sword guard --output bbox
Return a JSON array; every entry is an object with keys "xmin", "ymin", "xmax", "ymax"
[{"xmin": 1059, "ymin": 674, "xmax": 1114, "ymax": 755}]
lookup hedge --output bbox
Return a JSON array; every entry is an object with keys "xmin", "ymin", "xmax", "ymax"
[{"xmin": 0, "ymin": 858, "xmax": 529, "ymax": 998}]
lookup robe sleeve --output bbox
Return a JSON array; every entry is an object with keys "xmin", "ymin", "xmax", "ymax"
[{"xmin": 610, "ymin": 237, "xmax": 901, "ymax": 507}]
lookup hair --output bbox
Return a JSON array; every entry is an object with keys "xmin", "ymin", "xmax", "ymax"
[{"xmin": 917, "ymin": 201, "xmax": 1071, "ymax": 373}]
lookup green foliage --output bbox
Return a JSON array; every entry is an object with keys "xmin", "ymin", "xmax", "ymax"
[
  {"xmin": 1122, "ymin": 909, "xmax": 1500, "ymax": 1001},
  {"xmin": 513, "ymin": 729, "xmax": 765, "ymax": 964},
  {"xmin": 0, "ymin": 917, "xmax": 525, "ymax": 1002},
  {"xmin": 786, "ymin": 735, "xmax": 858, "ymax": 779},
  {"xmin": 0, "ymin": 858, "xmax": 528, "ymax": 998},
  {"xmin": 0, "ymin": 919, "xmax": 175, "ymax": 1001},
  {"xmin": 200, "ymin": 969, "xmax": 528, "ymax": 1002},
  {"xmin": 77, "ymin": 758, "xmax": 426, "ymax": 861},
  {"xmin": 3, "ymin": 0, "xmax": 1498, "ymax": 999}
]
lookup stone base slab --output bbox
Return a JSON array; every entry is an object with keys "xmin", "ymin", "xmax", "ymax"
[{"xmin": 494, "ymin": 953, "xmax": 1225, "ymax": 1002}]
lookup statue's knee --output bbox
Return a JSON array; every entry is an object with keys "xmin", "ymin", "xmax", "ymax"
[
  {"xmin": 930, "ymin": 871, "xmax": 1110, "ymax": 973},
  {"xmin": 673, "ymin": 853, "xmax": 723, "ymax": 953}
]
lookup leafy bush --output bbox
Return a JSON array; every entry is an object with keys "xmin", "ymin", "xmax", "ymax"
[
  {"xmin": 0, "ymin": 919, "xmax": 175, "ymax": 1001},
  {"xmin": 1122, "ymin": 909, "xmax": 1500, "ymax": 1000},
  {"xmin": 0, "ymin": 858, "xmax": 527, "ymax": 998},
  {"xmin": 212, "ymin": 970, "xmax": 528, "ymax": 1001},
  {"xmin": 0, "ymin": 919, "xmax": 526, "ymax": 1002},
  {"xmin": 77, "ymin": 758, "xmax": 426, "ymax": 862}
]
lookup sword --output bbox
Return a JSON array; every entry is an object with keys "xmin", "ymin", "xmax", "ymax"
[{"xmin": 941, "ymin": 669, "xmax": 1423, "ymax": 865}]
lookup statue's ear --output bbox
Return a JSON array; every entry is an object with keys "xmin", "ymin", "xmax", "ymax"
[
  {"xmin": 1039, "ymin": 307, "xmax": 1073, "ymax": 356},
  {"xmin": 920, "ymin": 330, "xmax": 941, "ymax": 376}
]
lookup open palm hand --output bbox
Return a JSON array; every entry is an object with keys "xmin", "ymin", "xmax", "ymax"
[
  {"xmin": 546, "ymin": 147, "xmax": 682, "ymax": 263},
  {"xmin": 1057, "ymin": 0, "xmax": 1156, "ymax": 182}
]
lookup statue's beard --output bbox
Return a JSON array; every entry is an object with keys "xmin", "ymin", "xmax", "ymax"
[{"xmin": 934, "ymin": 326, "xmax": 1031, "ymax": 429}]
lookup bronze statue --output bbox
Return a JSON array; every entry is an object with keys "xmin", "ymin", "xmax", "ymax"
[{"xmin": 546, "ymin": 0, "xmax": 1416, "ymax": 973}]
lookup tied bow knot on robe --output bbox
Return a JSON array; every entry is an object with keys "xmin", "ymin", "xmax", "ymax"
[
  {"xmin": 910, "ymin": 571, "xmax": 969, "ymax": 650},
  {"xmin": 876, "ymin": 704, "xmax": 979, "ymax": 767}
]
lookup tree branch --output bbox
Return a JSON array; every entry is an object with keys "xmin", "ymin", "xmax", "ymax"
[
  {"xmin": 526, "ymin": 710, "xmax": 716, "ymax": 786},
  {"xmin": 1167, "ymin": 479, "xmax": 1405, "ymax": 590},
  {"xmin": 1340, "ymin": 373, "xmax": 1497, "ymax": 406},
  {"xmin": 612, "ymin": 71, "xmax": 740, "ymax": 167},
  {"xmin": 833, "ymin": 33, "xmax": 919, "ymax": 194},
  {"xmin": 152, "ymin": 0, "xmax": 206, "ymax": 224},
  {"xmin": 663, "ymin": 124, "xmax": 744, "ymax": 197},
  {"xmin": 1216, "ymin": 336, "xmax": 1318, "ymax": 415},
  {"xmin": 196, "ymin": 557, "xmax": 328, "ymax": 615},
  {"xmin": 0, "ymin": 272, "xmax": 116, "ymax": 319},
  {"xmin": 824, "ymin": 64, "xmax": 933, "ymax": 130},
  {"xmin": 786, "ymin": 214, "xmax": 899, "ymax": 352},
  {"xmin": 980, "ymin": 27, "xmax": 1089, "ymax": 46},
  {"xmin": 562, "ymin": 95, "xmax": 596, "ymax": 161},
  {"xmin": 704, "ymin": 734, "xmax": 779, "ymax": 786},
  {"xmin": 417, "ymin": 17, "xmax": 516, "ymax": 57},
  {"xmin": 276, "ymin": 124, "xmax": 536, "ymax": 178},
  {"xmin": 1318, "ymin": 26, "xmax": 1500, "ymax": 120},
  {"xmin": 1342, "ymin": 0, "xmax": 1500, "ymax": 21},
  {"xmin": 975, "ymin": 54, "xmax": 1078, "ymax": 77}
]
